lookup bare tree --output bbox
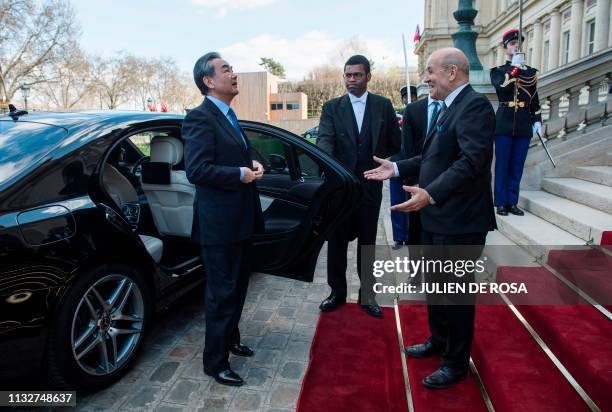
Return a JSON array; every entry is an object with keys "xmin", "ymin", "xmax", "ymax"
[
  {"xmin": 0, "ymin": 0, "xmax": 79, "ymax": 104},
  {"xmin": 91, "ymin": 52, "xmax": 138, "ymax": 109},
  {"xmin": 36, "ymin": 44, "xmax": 94, "ymax": 109}
]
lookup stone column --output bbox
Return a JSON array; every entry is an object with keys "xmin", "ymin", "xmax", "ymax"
[
  {"xmin": 532, "ymin": 20, "xmax": 543, "ymax": 69},
  {"xmin": 594, "ymin": 0, "xmax": 610, "ymax": 51},
  {"xmin": 568, "ymin": 0, "xmax": 584, "ymax": 62},
  {"xmin": 548, "ymin": 9, "xmax": 561, "ymax": 69}
]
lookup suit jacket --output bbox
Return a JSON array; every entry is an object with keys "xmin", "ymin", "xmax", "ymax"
[
  {"xmin": 399, "ymin": 98, "xmax": 428, "ymax": 185},
  {"xmin": 182, "ymin": 98, "xmax": 264, "ymax": 245},
  {"xmin": 317, "ymin": 92, "xmax": 401, "ymax": 174},
  {"xmin": 397, "ymin": 85, "xmax": 497, "ymax": 235}
]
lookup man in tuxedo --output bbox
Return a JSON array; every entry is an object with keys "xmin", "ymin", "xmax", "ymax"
[
  {"xmin": 317, "ymin": 55, "xmax": 400, "ymax": 318},
  {"xmin": 364, "ymin": 48, "xmax": 496, "ymax": 389},
  {"xmin": 182, "ymin": 52, "xmax": 264, "ymax": 387}
]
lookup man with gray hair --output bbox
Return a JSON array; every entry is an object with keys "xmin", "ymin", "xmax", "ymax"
[
  {"xmin": 364, "ymin": 47, "xmax": 496, "ymax": 389},
  {"xmin": 183, "ymin": 52, "xmax": 264, "ymax": 386}
]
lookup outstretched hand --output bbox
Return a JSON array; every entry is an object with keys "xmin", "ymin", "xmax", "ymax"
[
  {"xmin": 390, "ymin": 185, "xmax": 431, "ymax": 212},
  {"xmin": 363, "ymin": 156, "xmax": 395, "ymax": 181}
]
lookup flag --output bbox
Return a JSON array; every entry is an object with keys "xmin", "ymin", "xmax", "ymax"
[
  {"xmin": 160, "ymin": 100, "xmax": 168, "ymax": 112},
  {"xmin": 413, "ymin": 25, "xmax": 421, "ymax": 43}
]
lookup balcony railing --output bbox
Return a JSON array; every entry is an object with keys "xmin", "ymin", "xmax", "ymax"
[{"xmin": 536, "ymin": 47, "xmax": 611, "ymax": 141}]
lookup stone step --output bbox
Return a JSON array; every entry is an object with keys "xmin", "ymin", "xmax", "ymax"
[
  {"xmin": 607, "ymin": 152, "xmax": 612, "ymax": 166},
  {"xmin": 495, "ymin": 209, "xmax": 584, "ymax": 261},
  {"xmin": 541, "ymin": 177, "xmax": 612, "ymax": 214},
  {"xmin": 519, "ymin": 190, "xmax": 612, "ymax": 244},
  {"xmin": 573, "ymin": 165, "xmax": 612, "ymax": 186}
]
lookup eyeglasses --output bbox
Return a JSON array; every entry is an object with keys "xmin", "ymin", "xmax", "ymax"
[{"xmin": 343, "ymin": 72, "xmax": 365, "ymax": 80}]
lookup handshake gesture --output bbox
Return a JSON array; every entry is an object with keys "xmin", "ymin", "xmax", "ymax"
[
  {"xmin": 364, "ymin": 156, "xmax": 432, "ymax": 212},
  {"xmin": 241, "ymin": 160, "xmax": 264, "ymax": 183}
]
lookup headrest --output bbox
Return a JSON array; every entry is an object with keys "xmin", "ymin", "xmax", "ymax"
[{"xmin": 150, "ymin": 136, "xmax": 183, "ymax": 165}]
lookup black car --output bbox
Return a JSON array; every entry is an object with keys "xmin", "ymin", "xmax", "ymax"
[{"xmin": 0, "ymin": 110, "xmax": 360, "ymax": 389}]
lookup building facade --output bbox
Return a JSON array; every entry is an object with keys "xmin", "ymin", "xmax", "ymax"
[
  {"xmin": 415, "ymin": 0, "xmax": 611, "ymax": 75},
  {"xmin": 231, "ymin": 72, "xmax": 308, "ymax": 122}
]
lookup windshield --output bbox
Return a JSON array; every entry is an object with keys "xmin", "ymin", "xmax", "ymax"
[{"xmin": 0, "ymin": 120, "xmax": 68, "ymax": 189}]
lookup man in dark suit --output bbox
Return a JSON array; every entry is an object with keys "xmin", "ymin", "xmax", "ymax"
[
  {"xmin": 365, "ymin": 48, "xmax": 496, "ymax": 389},
  {"xmin": 182, "ymin": 52, "xmax": 264, "ymax": 387},
  {"xmin": 400, "ymin": 87, "xmax": 429, "ymax": 248},
  {"xmin": 317, "ymin": 55, "xmax": 400, "ymax": 318}
]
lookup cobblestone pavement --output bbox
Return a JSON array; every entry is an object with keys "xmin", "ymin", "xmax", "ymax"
[{"xmin": 74, "ymin": 184, "xmax": 394, "ymax": 412}]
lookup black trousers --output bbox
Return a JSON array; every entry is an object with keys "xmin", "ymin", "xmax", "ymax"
[
  {"xmin": 420, "ymin": 230, "xmax": 487, "ymax": 372},
  {"xmin": 201, "ymin": 240, "xmax": 251, "ymax": 373},
  {"xmin": 327, "ymin": 181, "xmax": 381, "ymax": 302}
]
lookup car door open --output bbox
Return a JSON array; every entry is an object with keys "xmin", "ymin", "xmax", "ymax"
[{"xmin": 242, "ymin": 122, "xmax": 361, "ymax": 282}]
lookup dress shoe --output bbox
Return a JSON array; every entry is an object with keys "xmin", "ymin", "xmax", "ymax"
[
  {"xmin": 204, "ymin": 367, "xmax": 244, "ymax": 386},
  {"xmin": 392, "ymin": 241, "xmax": 404, "ymax": 250},
  {"xmin": 422, "ymin": 366, "xmax": 467, "ymax": 389},
  {"xmin": 230, "ymin": 343, "xmax": 254, "ymax": 357},
  {"xmin": 496, "ymin": 206, "xmax": 508, "ymax": 216},
  {"xmin": 319, "ymin": 292, "xmax": 346, "ymax": 312},
  {"xmin": 404, "ymin": 341, "xmax": 443, "ymax": 358},
  {"xmin": 361, "ymin": 302, "xmax": 383, "ymax": 318},
  {"xmin": 507, "ymin": 205, "xmax": 524, "ymax": 216}
]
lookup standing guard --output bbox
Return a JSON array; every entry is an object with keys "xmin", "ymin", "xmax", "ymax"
[{"xmin": 490, "ymin": 28, "xmax": 542, "ymax": 216}]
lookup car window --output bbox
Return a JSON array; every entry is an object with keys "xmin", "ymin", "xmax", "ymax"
[
  {"xmin": 0, "ymin": 120, "xmax": 68, "ymax": 189},
  {"xmin": 296, "ymin": 147, "xmax": 322, "ymax": 179},
  {"xmin": 244, "ymin": 130, "xmax": 291, "ymax": 176},
  {"xmin": 129, "ymin": 133, "xmax": 153, "ymax": 156}
]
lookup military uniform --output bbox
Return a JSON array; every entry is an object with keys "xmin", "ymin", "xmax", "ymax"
[{"xmin": 491, "ymin": 31, "xmax": 542, "ymax": 215}]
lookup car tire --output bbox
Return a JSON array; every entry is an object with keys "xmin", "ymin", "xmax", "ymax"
[{"xmin": 46, "ymin": 264, "xmax": 150, "ymax": 390}]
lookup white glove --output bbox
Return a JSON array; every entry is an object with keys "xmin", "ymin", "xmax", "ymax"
[
  {"xmin": 532, "ymin": 121, "xmax": 542, "ymax": 136},
  {"xmin": 511, "ymin": 52, "xmax": 525, "ymax": 67}
]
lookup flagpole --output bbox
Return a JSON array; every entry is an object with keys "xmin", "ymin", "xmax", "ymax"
[{"xmin": 402, "ymin": 33, "xmax": 412, "ymax": 104}]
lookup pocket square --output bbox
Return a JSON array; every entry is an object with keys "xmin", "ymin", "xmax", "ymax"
[{"xmin": 436, "ymin": 124, "xmax": 445, "ymax": 133}]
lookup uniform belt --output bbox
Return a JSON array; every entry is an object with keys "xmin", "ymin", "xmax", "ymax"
[{"xmin": 500, "ymin": 101, "xmax": 527, "ymax": 108}]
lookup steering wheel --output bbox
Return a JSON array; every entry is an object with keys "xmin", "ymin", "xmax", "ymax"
[{"xmin": 131, "ymin": 156, "xmax": 150, "ymax": 176}]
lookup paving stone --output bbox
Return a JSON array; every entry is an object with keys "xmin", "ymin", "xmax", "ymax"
[
  {"xmin": 150, "ymin": 361, "xmax": 181, "ymax": 384},
  {"xmin": 259, "ymin": 333, "xmax": 289, "ymax": 350},
  {"xmin": 155, "ymin": 403, "xmax": 188, "ymax": 412},
  {"xmin": 242, "ymin": 320, "xmax": 268, "ymax": 337},
  {"xmin": 267, "ymin": 383, "xmax": 300, "ymax": 409},
  {"xmin": 164, "ymin": 379, "xmax": 203, "ymax": 405},
  {"xmin": 168, "ymin": 344, "xmax": 199, "ymax": 360},
  {"xmin": 252, "ymin": 349, "xmax": 282, "ymax": 366},
  {"xmin": 252, "ymin": 309, "xmax": 274, "ymax": 322},
  {"xmin": 276, "ymin": 307, "xmax": 296, "ymax": 318},
  {"xmin": 152, "ymin": 333, "xmax": 179, "ymax": 348},
  {"xmin": 121, "ymin": 386, "xmax": 167, "ymax": 410},
  {"xmin": 267, "ymin": 317, "xmax": 294, "ymax": 334},
  {"xmin": 244, "ymin": 367, "xmax": 274, "ymax": 391},
  {"xmin": 230, "ymin": 390, "xmax": 263, "ymax": 411},
  {"xmin": 196, "ymin": 397, "xmax": 229, "ymax": 412},
  {"xmin": 278, "ymin": 361, "xmax": 307, "ymax": 381},
  {"xmin": 285, "ymin": 340, "xmax": 311, "ymax": 360}
]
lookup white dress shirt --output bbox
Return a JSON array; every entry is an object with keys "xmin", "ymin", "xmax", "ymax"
[{"xmin": 349, "ymin": 91, "xmax": 368, "ymax": 133}]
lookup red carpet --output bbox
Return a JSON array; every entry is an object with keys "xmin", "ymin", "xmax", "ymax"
[
  {"xmin": 297, "ymin": 304, "xmax": 408, "ymax": 412},
  {"xmin": 546, "ymin": 248, "xmax": 612, "ymax": 310},
  {"xmin": 498, "ymin": 266, "xmax": 612, "ymax": 411},
  {"xmin": 299, "ymin": 251, "xmax": 611, "ymax": 411},
  {"xmin": 399, "ymin": 305, "xmax": 488, "ymax": 412}
]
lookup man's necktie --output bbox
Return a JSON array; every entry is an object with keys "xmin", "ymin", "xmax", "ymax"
[
  {"xmin": 428, "ymin": 101, "xmax": 441, "ymax": 134},
  {"xmin": 227, "ymin": 107, "xmax": 248, "ymax": 148}
]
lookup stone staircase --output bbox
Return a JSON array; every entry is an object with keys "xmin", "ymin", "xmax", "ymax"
[{"xmin": 496, "ymin": 133, "xmax": 612, "ymax": 258}]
